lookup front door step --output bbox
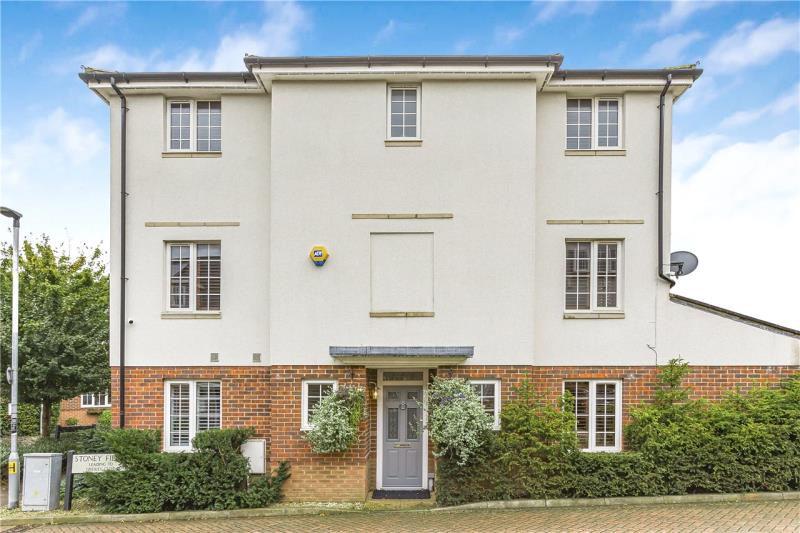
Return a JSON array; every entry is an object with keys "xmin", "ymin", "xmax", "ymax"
[{"xmin": 372, "ymin": 489, "xmax": 431, "ymax": 500}]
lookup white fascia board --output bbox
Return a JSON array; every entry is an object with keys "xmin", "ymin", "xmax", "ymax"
[{"xmin": 251, "ymin": 64, "xmax": 556, "ymax": 92}]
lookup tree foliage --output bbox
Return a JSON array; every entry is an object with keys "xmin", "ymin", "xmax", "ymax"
[{"xmin": 0, "ymin": 237, "xmax": 109, "ymax": 434}]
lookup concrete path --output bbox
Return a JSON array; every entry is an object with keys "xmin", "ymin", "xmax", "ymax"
[{"xmin": 2, "ymin": 500, "xmax": 798, "ymax": 532}]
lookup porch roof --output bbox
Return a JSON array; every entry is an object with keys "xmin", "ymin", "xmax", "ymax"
[{"xmin": 329, "ymin": 346, "xmax": 473, "ymax": 366}]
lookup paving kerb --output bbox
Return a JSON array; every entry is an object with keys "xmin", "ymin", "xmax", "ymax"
[{"xmin": 1, "ymin": 491, "xmax": 798, "ymax": 527}]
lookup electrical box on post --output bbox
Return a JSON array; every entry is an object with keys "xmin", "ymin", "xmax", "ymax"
[{"xmin": 22, "ymin": 453, "xmax": 62, "ymax": 511}]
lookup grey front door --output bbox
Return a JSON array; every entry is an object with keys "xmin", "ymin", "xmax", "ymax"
[{"xmin": 382, "ymin": 386, "xmax": 423, "ymax": 488}]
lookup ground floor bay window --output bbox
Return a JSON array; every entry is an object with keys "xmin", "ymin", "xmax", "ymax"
[
  {"xmin": 563, "ymin": 380, "xmax": 622, "ymax": 452},
  {"xmin": 164, "ymin": 380, "xmax": 221, "ymax": 451}
]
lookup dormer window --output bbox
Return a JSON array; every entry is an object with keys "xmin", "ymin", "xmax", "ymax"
[
  {"xmin": 566, "ymin": 97, "xmax": 622, "ymax": 150},
  {"xmin": 167, "ymin": 100, "xmax": 221, "ymax": 152}
]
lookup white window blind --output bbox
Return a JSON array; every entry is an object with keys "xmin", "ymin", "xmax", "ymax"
[
  {"xmin": 564, "ymin": 380, "xmax": 621, "ymax": 451},
  {"xmin": 166, "ymin": 243, "xmax": 221, "ymax": 312},
  {"xmin": 565, "ymin": 241, "xmax": 622, "ymax": 312}
]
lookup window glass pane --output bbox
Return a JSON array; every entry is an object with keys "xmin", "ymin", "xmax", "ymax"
[
  {"xmin": 407, "ymin": 408, "xmax": 419, "ymax": 440},
  {"xmin": 384, "ymin": 371, "xmax": 424, "ymax": 381},
  {"xmin": 196, "ymin": 101, "xmax": 221, "ymax": 152},
  {"xmin": 196, "ymin": 243, "xmax": 221, "ymax": 311},
  {"xmin": 566, "ymin": 98, "xmax": 592, "ymax": 149},
  {"xmin": 596, "ymin": 243, "xmax": 618, "ymax": 308},
  {"xmin": 170, "ymin": 383, "xmax": 190, "ymax": 447},
  {"xmin": 595, "ymin": 383, "xmax": 616, "ymax": 448},
  {"xmin": 471, "ymin": 382, "xmax": 498, "ymax": 424},
  {"xmin": 197, "ymin": 381, "xmax": 221, "ymax": 432},
  {"xmin": 388, "ymin": 87, "xmax": 419, "ymax": 138},
  {"xmin": 597, "ymin": 99, "xmax": 619, "ymax": 148},
  {"xmin": 565, "ymin": 381, "xmax": 590, "ymax": 449},
  {"xmin": 306, "ymin": 382, "xmax": 335, "ymax": 426},
  {"xmin": 169, "ymin": 245, "xmax": 191, "ymax": 309},
  {"xmin": 387, "ymin": 408, "xmax": 399, "ymax": 439},
  {"xmin": 565, "ymin": 242, "xmax": 591, "ymax": 310}
]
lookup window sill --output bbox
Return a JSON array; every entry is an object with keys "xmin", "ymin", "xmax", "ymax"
[
  {"xmin": 564, "ymin": 149, "xmax": 626, "ymax": 157},
  {"xmin": 563, "ymin": 312, "xmax": 625, "ymax": 320},
  {"xmin": 385, "ymin": 139, "xmax": 422, "ymax": 147},
  {"xmin": 370, "ymin": 311, "xmax": 435, "ymax": 318},
  {"xmin": 162, "ymin": 151, "xmax": 222, "ymax": 158},
  {"xmin": 161, "ymin": 312, "xmax": 222, "ymax": 320}
]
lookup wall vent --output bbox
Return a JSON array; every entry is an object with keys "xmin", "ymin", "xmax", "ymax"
[
  {"xmin": 210, "ymin": 352, "xmax": 219, "ymax": 363},
  {"xmin": 252, "ymin": 353, "xmax": 262, "ymax": 363}
]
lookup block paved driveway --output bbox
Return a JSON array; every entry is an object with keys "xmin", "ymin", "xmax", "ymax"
[{"xmin": 4, "ymin": 501, "xmax": 799, "ymax": 532}]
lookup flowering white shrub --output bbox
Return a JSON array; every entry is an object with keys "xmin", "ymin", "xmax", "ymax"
[
  {"xmin": 305, "ymin": 386, "xmax": 365, "ymax": 454},
  {"xmin": 427, "ymin": 377, "xmax": 492, "ymax": 465}
]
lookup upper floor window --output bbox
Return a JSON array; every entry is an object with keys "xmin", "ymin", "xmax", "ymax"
[
  {"xmin": 565, "ymin": 240, "xmax": 622, "ymax": 312},
  {"xmin": 387, "ymin": 86, "xmax": 420, "ymax": 140},
  {"xmin": 564, "ymin": 380, "xmax": 621, "ymax": 451},
  {"xmin": 301, "ymin": 380, "xmax": 337, "ymax": 430},
  {"xmin": 566, "ymin": 97, "xmax": 621, "ymax": 150},
  {"xmin": 81, "ymin": 392, "xmax": 110, "ymax": 408},
  {"xmin": 470, "ymin": 380, "xmax": 501, "ymax": 429},
  {"xmin": 164, "ymin": 380, "xmax": 221, "ymax": 451},
  {"xmin": 166, "ymin": 242, "xmax": 221, "ymax": 312},
  {"xmin": 168, "ymin": 100, "xmax": 221, "ymax": 152}
]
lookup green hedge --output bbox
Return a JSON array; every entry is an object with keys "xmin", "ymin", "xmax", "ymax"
[
  {"xmin": 436, "ymin": 362, "xmax": 800, "ymax": 506},
  {"xmin": 83, "ymin": 428, "xmax": 290, "ymax": 513}
]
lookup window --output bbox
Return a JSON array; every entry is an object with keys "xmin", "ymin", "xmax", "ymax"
[
  {"xmin": 564, "ymin": 380, "xmax": 622, "ymax": 451},
  {"xmin": 470, "ymin": 380, "xmax": 501, "ymax": 429},
  {"xmin": 565, "ymin": 241, "xmax": 622, "ymax": 311},
  {"xmin": 81, "ymin": 392, "xmax": 110, "ymax": 408},
  {"xmin": 166, "ymin": 242, "xmax": 221, "ymax": 312},
  {"xmin": 167, "ymin": 100, "xmax": 222, "ymax": 152},
  {"xmin": 301, "ymin": 380, "xmax": 337, "ymax": 430},
  {"xmin": 164, "ymin": 380, "xmax": 222, "ymax": 450},
  {"xmin": 387, "ymin": 86, "xmax": 419, "ymax": 139},
  {"xmin": 566, "ymin": 97, "xmax": 622, "ymax": 149}
]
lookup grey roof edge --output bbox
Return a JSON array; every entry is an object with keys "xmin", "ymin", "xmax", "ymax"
[
  {"xmin": 670, "ymin": 294, "xmax": 800, "ymax": 339},
  {"xmin": 553, "ymin": 68, "xmax": 703, "ymax": 81},
  {"xmin": 78, "ymin": 71, "xmax": 257, "ymax": 84},
  {"xmin": 243, "ymin": 54, "xmax": 564, "ymax": 70},
  {"xmin": 330, "ymin": 346, "xmax": 474, "ymax": 357}
]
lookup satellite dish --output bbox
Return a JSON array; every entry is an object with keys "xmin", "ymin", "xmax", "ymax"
[{"xmin": 670, "ymin": 251, "xmax": 699, "ymax": 277}]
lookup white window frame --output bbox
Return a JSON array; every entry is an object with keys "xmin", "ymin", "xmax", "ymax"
[
  {"xmin": 301, "ymin": 380, "xmax": 338, "ymax": 431},
  {"xmin": 164, "ymin": 242, "xmax": 221, "ymax": 314},
  {"xmin": 163, "ymin": 380, "xmax": 222, "ymax": 452},
  {"xmin": 81, "ymin": 392, "xmax": 110, "ymax": 408},
  {"xmin": 386, "ymin": 85, "xmax": 421, "ymax": 140},
  {"xmin": 564, "ymin": 239, "xmax": 624, "ymax": 313},
  {"xmin": 165, "ymin": 99, "xmax": 222, "ymax": 152},
  {"xmin": 565, "ymin": 96, "xmax": 623, "ymax": 150},
  {"xmin": 563, "ymin": 379, "xmax": 622, "ymax": 452},
  {"xmin": 470, "ymin": 379, "xmax": 501, "ymax": 430}
]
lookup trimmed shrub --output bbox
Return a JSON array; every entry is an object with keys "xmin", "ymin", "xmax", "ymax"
[
  {"xmin": 305, "ymin": 386, "xmax": 365, "ymax": 454},
  {"xmin": 436, "ymin": 361, "xmax": 800, "ymax": 506},
  {"xmin": 83, "ymin": 428, "xmax": 290, "ymax": 513}
]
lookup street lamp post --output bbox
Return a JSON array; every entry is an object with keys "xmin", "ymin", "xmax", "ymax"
[{"xmin": 1, "ymin": 206, "xmax": 22, "ymax": 509}]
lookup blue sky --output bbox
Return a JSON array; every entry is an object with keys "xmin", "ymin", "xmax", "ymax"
[{"xmin": 1, "ymin": 1, "xmax": 799, "ymax": 328}]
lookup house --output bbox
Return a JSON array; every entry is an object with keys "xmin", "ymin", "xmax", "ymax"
[
  {"xmin": 58, "ymin": 392, "xmax": 111, "ymax": 427},
  {"xmin": 79, "ymin": 55, "xmax": 799, "ymax": 502}
]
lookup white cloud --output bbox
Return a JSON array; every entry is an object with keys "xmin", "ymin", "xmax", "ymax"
[
  {"xmin": 640, "ymin": 1, "xmax": 719, "ymax": 32},
  {"xmin": 211, "ymin": 1, "xmax": 309, "ymax": 70},
  {"xmin": 1, "ymin": 108, "xmax": 104, "ymax": 188},
  {"xmin": 671, "ymin": 130, "xmax": 800, "ymax": 329},
  {"xmin": 18, "ymin": 31, "xmax": 42, "ymax": 63},
  {"xmin": 374, "ymin": 20, "xmax": 398, "ymax": 44},
  {"xmin": 495, "ymin": 1, "xmax": 597, "ymax": 46},
  {"xmin": 67, "ymin": 3, "xmax": 127, "ymax": 36},
  {"xmin": 453, "ymin": 39, "xmax": 474, "ymax": 54},
  {"xmin": 642, "ymin": 31, "xmax": 704, "ymax": 66},
  {"xmin": 72, "ymin": 1, "xmax": 309, "ymax": 73},
  {"xmin": 706, "ymin": 17, "xmax": 800, "ymax": 73},
  {"xmin": 674, "ymin": 75, "xmax": 719, "ymax": 114},
  {"xmin": 672, "ymin": 132, "xmax": 727, "ymax": 181},
  {"xmin": 720, "ymin": 83, "xmax": 800, "ymax": 128}
]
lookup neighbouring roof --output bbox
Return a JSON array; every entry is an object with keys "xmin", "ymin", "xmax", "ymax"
[
  {"xmin": 78, "ymin": 70, "xmax": 256, "ymax": 84},
  {"xmin": 670, "ymin": 294, "xmax": 800, "ymax": 339},
  {"xmin": 553, "ymin": 68, "xmax": 702, "ymax": 81}
]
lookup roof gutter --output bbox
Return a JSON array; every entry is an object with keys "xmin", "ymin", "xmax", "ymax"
[
  {"xmin": 109, "ymin": 77, "xmax": 128, "ymax": 428},
  {"xmin": 657, "ymin": 74, "xmax": 675, "ymax": 287}
]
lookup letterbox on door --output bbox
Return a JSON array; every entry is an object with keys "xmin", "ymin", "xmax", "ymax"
[{"xmin": 22, "ymin": 453, "xmax": 62, "ymax": 511}]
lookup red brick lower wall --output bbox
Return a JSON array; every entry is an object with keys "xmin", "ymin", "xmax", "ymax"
[
  {"xmin": 58, "ymin": 396, "xmax": 108, "ymax": 426},
  {"xmin": 110, "ymin": 363, "xmax": 797, "ymax": 502}
]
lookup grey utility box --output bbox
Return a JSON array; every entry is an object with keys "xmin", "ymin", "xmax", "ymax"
[{"xmin": 22, "ymin": 453, "xmax": 62, "ymax": 511}]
